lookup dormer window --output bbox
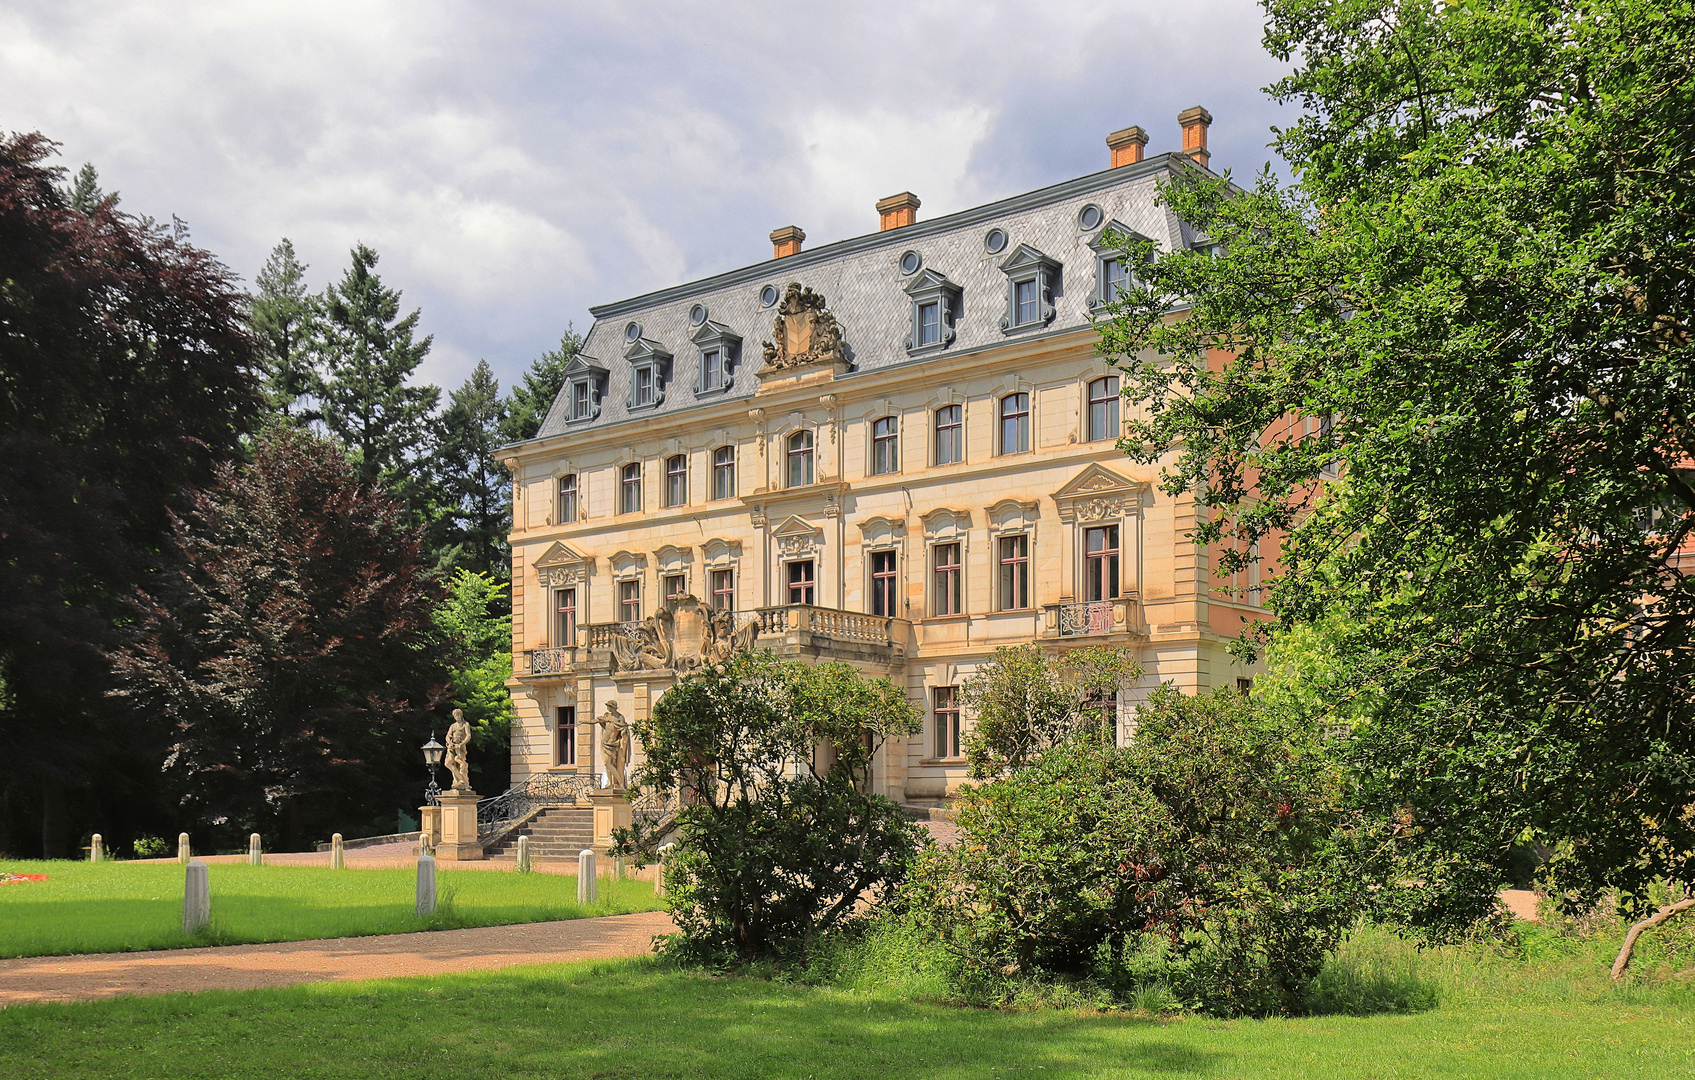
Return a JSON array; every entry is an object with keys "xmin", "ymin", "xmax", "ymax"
[
  {"xmin": 623, "ymin": 337, "xmax": 673, "ymax": 412},
  {"xmin": 903, "ymin": 268, "xmax": 961, "ymax": 355},
  {"xmin": 1090, "ymin": 220, "xmax": 1153, "ymax": 312},
  {"xmin": 560, "ymin": 355, "xmax": 610, "ymax": 424},
  {"xmin": 691, "ymin": 319, "xmax": 741, "ymax": 397},
  {"xmin": 998, "ymin": 243, "xmax": 1058, "ymax": 334}
]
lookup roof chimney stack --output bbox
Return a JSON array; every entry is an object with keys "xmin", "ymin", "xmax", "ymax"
[
  {"xmin": 770, "ymin": 225, "xmax": 805, "ymax": 259},
  {"xmin": 876, "ymin": 192, "xmax": 921, "ymax": 231},
  {"xmin": 1177, "ymin": 106, "xmax": 1212, "ymax": 169},
  {"xmin": 1105, "ymin": 125, "xmax": 1148, "ymax": 169}
]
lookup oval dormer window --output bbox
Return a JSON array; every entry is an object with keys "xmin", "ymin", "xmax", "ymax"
[{"xmin": 984, "ymin": 227, "xmax": 1008, "ymax": 254}]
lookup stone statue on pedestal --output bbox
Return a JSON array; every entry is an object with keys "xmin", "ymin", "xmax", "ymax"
[
  {"xmin": 444, "ymin": 708, "xmax": 473, "ymax": 793},
  {"xmin": 595, "ymin": 700, "xmax": 632, "ymax": 791}
]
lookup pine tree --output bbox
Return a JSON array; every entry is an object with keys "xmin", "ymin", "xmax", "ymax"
[
  {"xmin": 311, "ymin": 244, "xmax": 439, "ymax": 496},
  {"xmin": 250, "ymin": 239, "xmax": 316, "ymax": 419},
  {"xmin": 500, "ymin": 325, "xmax": 582, "ymax": 443},
  {"xmin": 65, "ymin": 162, "xmax": 116, "ymax": 213},
  {"xmin": 433, "ymin": 359, "xmax": 510, "ymax": 578}
]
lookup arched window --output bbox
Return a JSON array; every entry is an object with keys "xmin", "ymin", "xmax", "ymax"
[
  {"xmin": 1087, "ymin": 376, "xmax": 1120, "ymax": 442},
  {"xmin": 786, "ymin": 430, "xmax": 814, "ymax": 487},
  {"xmin": 664, "ymin": 454, "xmax": 687, "ymax": 507},
  {"xmin": 620, "ymin": 462, "xmax": 642, "ymax": 514},
  {"xmin": 999, "ymin": 392, "xmax": 1030, "ymax": 455},
  {"xmin": 871, "ymin": 416, "xmax": 899, "ymax": 475},
  {"xmin": 557, "ymin": 474, "xmax": 578, "ymax": 524},
  {"xmin": 712, "ymin": 445, "xmax": 736, "ymax": 500},
  {"xmin": 933, "ymin": 404, "xmax": 962, "ymax": 465}
]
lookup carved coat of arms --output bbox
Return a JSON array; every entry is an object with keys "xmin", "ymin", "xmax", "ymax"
[
  {"xmin": 761, "ymin": 283, "xmax": 845, "ymax": 371},
  {"xmin": 609, "ymin": 595, "xmax": 760, "ymax": 674}
]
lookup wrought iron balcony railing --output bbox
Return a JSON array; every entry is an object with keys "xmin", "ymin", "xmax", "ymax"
[{"xmin": 1042, "ymin": 596, "xmax": 1142, "ymax": 638}]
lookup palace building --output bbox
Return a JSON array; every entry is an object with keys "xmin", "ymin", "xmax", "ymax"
[{"xmin": 496, "ymin": 107, "xmax": 1267, "ymax": 848}]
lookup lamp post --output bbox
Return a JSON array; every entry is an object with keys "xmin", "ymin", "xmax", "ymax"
[{"xmin": 421, "ymin": 733, "xmax": 445, "ymax": 807}]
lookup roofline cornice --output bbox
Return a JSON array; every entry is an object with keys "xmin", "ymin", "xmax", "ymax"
[{"xmin": 585, "ymin": 154, "xmax": 1202, "ymax": 321}]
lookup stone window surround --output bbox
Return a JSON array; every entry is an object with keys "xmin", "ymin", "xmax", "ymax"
[
  {"xmin": 653, "ymin": 544, "xmax": 693, "ymax": 602},
  {"xmin": 555, "ymin": 471, "xmax": 579, "ymax": 525},
  {"xmin": 624, "ymin": 337, "xmax": 673, "ymax": 413},
  {"xmin": 691, "ymin": 318, "xmax": 741, "ymax": 397},
  {"xmin": 902, "ymin": 267, "xmax": 962, "ymax": 355},
  {"xmin": 986, "ymin": 499, "xmax": 1040, "ymax": 613},
  {"xmin": 928, "ymin": 393, "xmax": 966, "ymax": 468},
  {"xmin": 921, "ymin": 507, "xmax": 971, "ymax": 619},
  {"xmin": 1088, "ymin": 219, "xmax": 1154, "ymax": 312},
  {"xmin": 998, "ymin": 242, "xmax": 1059, "ymax": 334},
  {"xmin": 1052, "ymin": 464, "xmax": 1148, "ymax": 602},
  {"xmin": 562, "ymin": 356, "xmax": 609, "ymax": 425},
  {"xmin": 608, "ymin": 550, "xmax": 647, "ymax": 625},
  {"xmin": 1085, "ymin": 374, "xmax": 1122, "ymax": 444}
]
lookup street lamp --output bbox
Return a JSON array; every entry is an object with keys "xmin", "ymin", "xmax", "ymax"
[{"xmin": 421, "ymin": 733, "xmax": 445, "ymax": 806}]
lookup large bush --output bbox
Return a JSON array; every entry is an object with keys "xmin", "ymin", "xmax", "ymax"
[
  {"xmin": 616, "ymin": 652, "xmax": 924, "ymax": 965},
  {"xmin": 906, "ymin": 684, "xmax": 1364, "ymax": 1015}
]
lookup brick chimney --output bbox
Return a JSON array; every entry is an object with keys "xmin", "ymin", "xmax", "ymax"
[
  {"xmin": 1178, "ymin": 106, "xmax": 1212, "ymax": 169},
  {"xmin": 1105, "ymin": 125, "xmax": 1148, "ymax": 168},
  {"xmin": 876, "ymin": 192, "xmax": 921, "ymax": 231},
  {"xmin": 770, "ymin": 225, "xmax": 805, "ymax": 259}
]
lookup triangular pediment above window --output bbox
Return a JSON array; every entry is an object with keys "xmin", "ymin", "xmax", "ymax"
[
  {"xmin": 1053, "ymin": 463, "xmax": 1147, "ymax": 500},
  {"xmin": 769, "ymin": 514, "xmax": 823, "ymax": 540},
  {"xmin": 562, "ymin": 354, "xmax": 608, "ymax": 378},
  {"xmin": 690, "ymin": 319, "xmax": 741, "ymax": 347},
  {"xmin": 999, "ymin": 242, "xmax": 1058, "ymax": 274},
  {"xmin": 902, "ymin": 267, "xmax": 958, "ymax": 298},
  {"xmin": 533, "ymin": 541, "xmax": 590, "ymax": 569},
  {"xmin": 623, "ymin": 337, "xmax": 672, "ymax": 364},
  {"xmin": 1089, "ymin": 220, "xmax": 1153, "ymax": 254}
]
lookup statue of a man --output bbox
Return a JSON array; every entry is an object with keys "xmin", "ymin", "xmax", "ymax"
[
  {"xmin": 595, "ymin": 700, "xmax": 632, "ymax": 791},
  {"xmin": 444, "ymin": 708, "xmax": 473, "ymax": 793}
]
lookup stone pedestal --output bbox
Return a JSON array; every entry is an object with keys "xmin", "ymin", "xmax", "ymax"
[
  {"xmin": 418, "ymin": 805, "xmax": 443, "ymax": 852},
  {"xmin": 591, "ymin": 790, "xmax": 632, "ymax": 852},
  {"xmin": 437, "ymin": 790, "xmax": 484, "ymax": 860}
]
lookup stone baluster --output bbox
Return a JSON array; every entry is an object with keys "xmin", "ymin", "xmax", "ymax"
[
  {"xmin": 183, "ymin": 860, "xmax": 210, "ymax": 933},
  {"xmin": 577, "ymin": 849, "xmax": 597, "ymax": 904}
]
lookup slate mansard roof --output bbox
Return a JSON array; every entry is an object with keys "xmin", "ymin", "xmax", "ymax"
[{"xmin": 533, "ymin": 152, "xmax": 1207, "ymax": 442}]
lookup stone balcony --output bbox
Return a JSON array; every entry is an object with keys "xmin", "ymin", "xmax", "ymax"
[{"xmin": 1040, "ymin": 595, "xmax": 1144, "ymax": 640}]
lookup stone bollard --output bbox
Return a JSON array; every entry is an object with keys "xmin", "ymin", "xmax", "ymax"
[
  {"xmin": 89, "ymin": 834, "xmax": 104, "ymax": 864},
  {"xmin": 248, "ymin": 833, "xmax": 263, "ymax": 866},
  {"xmin": 178, "ymin": 833, "xmax": 191, "ymax": 864},
  {"xmin": 516, "ymin": 835, "xmax": 530, "ymax": 873},
  {"xmin": 577, "ymin": 849, "xmax": 597, "ymax": 905},
  {"xmin": 183, "ymin": 860, "xmax": 210, "ymax": 934},
  {"xmin": 614, "ymin": 855, "xmax": 625, "ymax": 880},
  {"xmin": 416, "ymin": 852, "xmax": 437, "ymax": 917},
  {"xmin": 331, "ymin": 833, "xmax": 345, "ymax": 870},
  {"xmin": 419, "ymin": 833, "xmax": 433, "ymax": 858},
  {"xmin": 655, "ymin": 842, "xmax": 675, "ymax": 899}
]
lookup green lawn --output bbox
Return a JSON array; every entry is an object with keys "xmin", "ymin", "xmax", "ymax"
[
  {"xmin": 0, "ymin": 859, "xmax": 661, "ymax": 958},
  {"xmin": 1, "ymin": 945, "xmax": 1692, "ymax": 1079}
]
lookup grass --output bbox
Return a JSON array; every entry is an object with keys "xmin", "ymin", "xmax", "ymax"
[
  {"xmin": 2, "ymin": 931, "xmax": 1694, "ymax": 1079},
  {"xmin": 0, "ymin": 859, "xmax": 661, "ymax": 958}
]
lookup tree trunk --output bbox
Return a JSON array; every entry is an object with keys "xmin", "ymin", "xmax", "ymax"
[{"xmin": 1611, "ymin": 896, "xmax": 1695, "ymax": 980}]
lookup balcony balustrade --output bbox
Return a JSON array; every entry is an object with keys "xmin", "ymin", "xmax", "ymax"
[{"xmin": 1042, "ymin": 595, "xmax": 1142, "ymax": 639}]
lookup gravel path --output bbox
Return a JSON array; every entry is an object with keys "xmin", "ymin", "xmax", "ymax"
[{"xmin": 0, "ymin": 911, "xmax": 675, "ymax": 1007}]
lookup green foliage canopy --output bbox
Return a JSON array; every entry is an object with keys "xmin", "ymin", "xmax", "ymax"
[{"xmin": 959, "ymin": 644, "xmax": 1141, "ymax": 778}]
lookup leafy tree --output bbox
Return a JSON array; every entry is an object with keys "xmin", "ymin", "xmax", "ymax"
[
  {"xmin": 312, "ymin": 243, "xmax": 439, "ymax": 496},
  {"xmin": 959, "ymin": 643, "xmax": 1140, "ymax": 778},
  {"xmin": 111, "ymin": 427, "xmax": 449, "ymax": 850},
  {"xmin": 1101, "ymin": 0, "xmax": 1695, "ymax": 932},
  {"xmin": 617, "ymin": 652, "xmax": 924, "ymax": 964},
  {"xmin": 432, "ymin": 568, "xmax": 514, "ymax": 792},
  {"xmin": 250, "ymin": 239, "xmax": 316, "ymax": 419},
  {"xmin": 433, "ymin": 360, "xmax": 510, "ymax": 578},
  {"xmin": 0, "ymin": 133, "xmax": 259, "ymax": 856},
  {"xmin": 500, "ymin": 326, "xmax": 583, "ymax": 444},
  {"xmin": 906, "ymin": 685, "xmax": 1361, "ymax": 1016}
]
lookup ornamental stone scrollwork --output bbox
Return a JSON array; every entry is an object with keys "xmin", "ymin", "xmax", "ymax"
[
  {"xmin": 1052, "ymin": 463, "xmax": 1149, "ymax": 523},
  {"xmin": 770, "ymin": 514, "xmax": 823, "ymax": 559},
  {"xmin": 607, "ymin": 594, "xmax": 760, "ymax": 675},
  {"xmin": 533, "ymin": 541, "xmax": 592, "ymax": 588},
  {"xmin": 760, "ymin": 283, "xmax": 846, "ymax": 372}
]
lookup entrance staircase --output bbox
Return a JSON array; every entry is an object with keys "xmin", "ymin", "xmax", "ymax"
[{"xmin": 482, "ymin": 806, "xmax": 596, "ymax": 860}]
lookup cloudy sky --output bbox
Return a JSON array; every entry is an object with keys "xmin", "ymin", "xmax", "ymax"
[{"xmin": 1, "ymin": 0, "xmax": 1292, "ymax": 393}]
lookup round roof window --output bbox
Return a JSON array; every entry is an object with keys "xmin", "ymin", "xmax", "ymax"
[
  {"xmin": 1077, "ymin": 204, "xmax": 1104, "ymax": 231},
  {"xmin": 984, "ymin": 227, "xmax": 1008, "ymax": 254},
  {"xmin": 759, "ymin": 284, "xmax": 780, "ymax": 308},
  {"xmin": 688, "ymin": 303, "xmax": 708, "ymax": 326},
  {"xmin": 624, "ymin": 321, "xmax": 643, "ymax": 342},
  {"xmin": 899, "ymin": 250, "xmax": 922, "ymax": 275}
]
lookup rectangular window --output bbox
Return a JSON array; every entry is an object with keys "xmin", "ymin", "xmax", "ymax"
[
  {"xmin": 634, "ymin": 367, "xmax": 654, "ymax": 407},
  {"xmin": 934, "ymin": 405, "xmax": 962, "ymax": 465},
  {"xmin": 702, "ymin": 349, "xmax": 723, "ymax": 391},
  {"xmin": 1015, "ymin": 278, "xmax": 1037, "ymax": 324},
  {"xmin": 932, "ymin": 542, "xmax": 962, "ymax": 616},
  {"xmin": 664, "ymin": 574, "xmax": 686, "ymax": 607},
  {"xmin": 557, "ymin": 474, "xmax": 578, "ymax": 524},
  {"xmin": 556, "ymin": 706, "xmax": 577, "ymax": 766},
  {"xmin": 997, "ymin": 534, "xmax": 1029, "ymax": 611},
  {"xmin": 1237, "ymin": 677, "xmax": 1254, "ymax": 695},
  {"xmin": 933, "ymin": 686, "xmax": 961, "ymax": 759},
  {"xmin": 786, "ymin": 560, "xmax": 815, "ymax": 606},
  {"xmin": 1103, "ymin": 258, "xmax": 1128, "ymax": 300},
  {"xmin": 665, "ymin": 455, "xmax": 687, "ymax": 507},
  {"xmin": 787, "ymin": 431, "xmax": 814, "ymax": 487},
  {"xmin": 619, "ymin": 579, "xmax": 641, "ymax": 623},
  {"xmin": 871, "ymin": 416, "xmax": 899, "ymax": 475},
  {"xmin": 917, "ymin": 302, "xmax": 940, "ymax": 346},
  {"xmin": 553, "ymin": 586, "xmax": 577, "ymax": 647},
  {"xmin": 1000, "ymin": 393, "xmax": 1030, "ymax": 455},
  {"xmin": 710, "ymin": 568, "xmax": 735, "ymax": 611},
  {"xmin": 712, "ymin": 445, "xmax": 736, "ymax": 500},
  {"xmin": 573, "ymin": 381, "xmax": 590, "ymax": 419},
  {"xmin": 870, "ymin": 549, "xmax": 898, "ymax": 617},
  {"xmin": 1088, "ymin": 376, "xmax": 1121, "ymax": 442},
  {"xmin": 621, "ymin": 464, "xmax": 641, "ymax": 514},
  {"xmin": 1085, "ymin": 525, "xmax": 1120, "ymax": 602}
]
